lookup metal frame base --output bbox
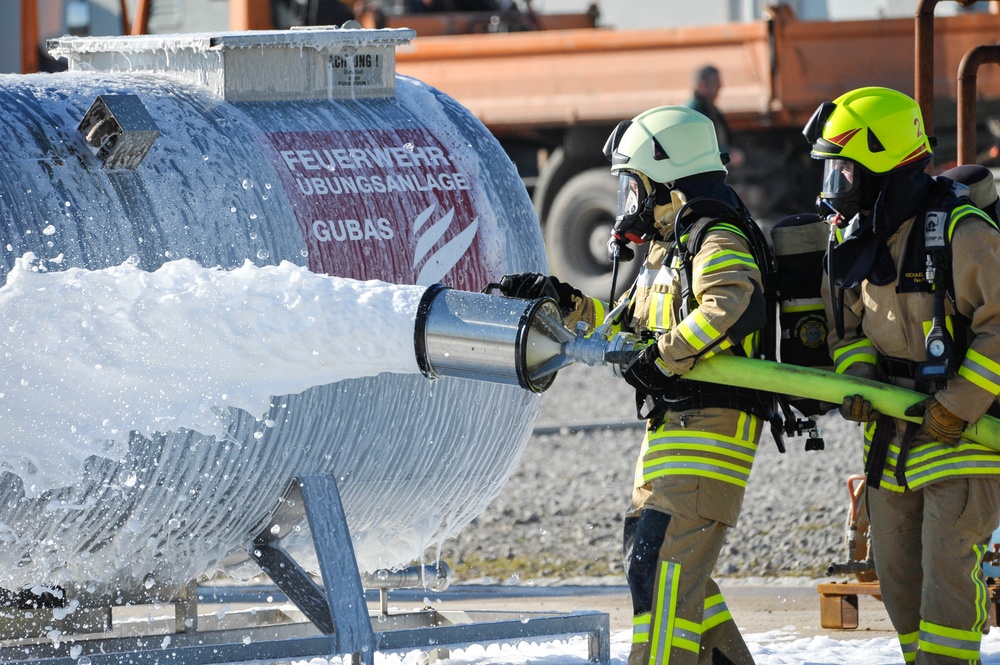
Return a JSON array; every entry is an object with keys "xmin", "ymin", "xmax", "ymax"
[{"xmin": 0, "ymin": 474, "xmax": 610, "ymax": 664}]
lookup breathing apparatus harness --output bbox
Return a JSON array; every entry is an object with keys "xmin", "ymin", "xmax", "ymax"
[
  {"xmin": 617, "ymin": 195, "xmax": 819, "ymax": 452},
  {"xmin": 829, "ymin": 178, "xmax": 989, "ymax": 390},
  {"xmin": 830, "ymin": 178, "xmax": 1000, "ymax": 488}
]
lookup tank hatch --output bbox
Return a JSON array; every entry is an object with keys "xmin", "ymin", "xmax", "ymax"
[{"xmin": 47, "ymin": 27, "xmax": 415, "ymax": 102}]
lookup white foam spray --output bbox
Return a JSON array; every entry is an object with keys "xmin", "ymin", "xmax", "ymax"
[{"xmin": 0, "ymin": 253, "xmax": 426, "ymax": 493}]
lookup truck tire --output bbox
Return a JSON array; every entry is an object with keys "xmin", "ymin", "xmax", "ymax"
[{"xmin": 544, "ymin": 167, "xmax": 643, "ymax": 300}]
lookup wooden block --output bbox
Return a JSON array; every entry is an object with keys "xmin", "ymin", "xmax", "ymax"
[
  {"xmin": 816, "ymin": 582, "xmax": 880, "ymax": 630},
  {"xmin": 990, "ymin": 584, "xmax": 1000, "ymax": 628},
  {"xmin": 819, "ymin": 592, "xmax": 859, "ymax": 630},
  {"xmin": 817, "ymin": 582, "xmax": 1000, "ymax": 631},
  {"xmin": 816, "ymin": 581, "xmax": 881, "ymax": 597}
]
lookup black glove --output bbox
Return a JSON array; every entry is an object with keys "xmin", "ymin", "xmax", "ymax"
[
  {"xmin": 839, "ymin": 394, "xmax": 880, "ymax": 423},
  {"xmin": 622, "ymin": 343, "xmax": 675, "ymax": 395},
  {"xmin": 495, "ymin": 272, "xmax": 582, "ymax": 314}
]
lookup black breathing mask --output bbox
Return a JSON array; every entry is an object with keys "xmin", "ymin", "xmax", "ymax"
[
  {"xmin": 818, "ymin": 158, "xmax": 878, "ymax": 221},
  {"xmin": 612, "ymin": 172, "xmax": 657, "ymax": 245}
]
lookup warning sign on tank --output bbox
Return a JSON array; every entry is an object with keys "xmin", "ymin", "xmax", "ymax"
[
  {"xmin": 263, "ymin": 129, "xmax": 486, "ymax": 292},
  {"xmin": 328, "ymin": 49, "xmax": 391, "ymax": 94}
]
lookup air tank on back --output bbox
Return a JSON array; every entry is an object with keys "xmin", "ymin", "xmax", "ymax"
[{"xmin": 0, "ymin": 27, "xmax": 547, "ymax": 601}]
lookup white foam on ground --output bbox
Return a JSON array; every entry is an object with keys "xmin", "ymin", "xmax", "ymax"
[{"xmin": 287, "ymin": 625, "xmax": 1000, "ymax": 664}]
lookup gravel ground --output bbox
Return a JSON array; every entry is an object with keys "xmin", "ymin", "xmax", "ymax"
[{"xmin": 437, "ymin": 362, "xmax": 865, "ymax": 583}]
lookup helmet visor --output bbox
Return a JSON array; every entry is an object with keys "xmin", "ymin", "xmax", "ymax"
[
  {"xmin": 616, "ymin": 173, "xmax": 647, "ymax": 221},
  {"xmin": 821, "ymin": 159, "xmax": 857, "ymax": 198}
]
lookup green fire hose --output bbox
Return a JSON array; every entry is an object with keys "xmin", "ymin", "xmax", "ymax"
[{"xmin": 684, "ymin": 355, "xmax": 1000, "ymax": 451}]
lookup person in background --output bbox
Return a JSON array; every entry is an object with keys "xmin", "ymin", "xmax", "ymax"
[
  {"xmin": 407, "ymin": 0, "xmax": 500, "ymax": 11},
  {"xmin": 687, "ymin": 65, "xmax": 745, "ymax": 168},
  {"xmin": 273, "ymin": 0, "xmax": 354, "ymax": 27},
  {"xmin": 806, "ymin": 86, "xmax": 1000, "ymax": 665},
  {"xmin": 495, "ymin": 105, "xmax": 767, "ymax": 665}
]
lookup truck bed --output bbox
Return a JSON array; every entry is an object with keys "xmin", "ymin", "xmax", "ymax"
[{"xmin": 395, "ymin": 8, "xmax": 1000, "ymax": 135}]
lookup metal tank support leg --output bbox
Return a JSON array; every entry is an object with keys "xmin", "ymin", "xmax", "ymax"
[
  {"xmin": 249, "ymin": 474, "xmax": 375, "ymax": 665},
  {"xmin": 246, "ymin": 473, "xmax": 610, "ymax": 664}
]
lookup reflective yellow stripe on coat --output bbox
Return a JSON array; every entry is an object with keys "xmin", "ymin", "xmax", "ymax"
[
  {"xmin": 958, "ymin": 348, "xmax": 1000, "ymax": 396},
  {"xmin": 864, "ymin": 422, "xmax": 1000, "ymax": 491},
  {"xmin": 648, "ymin": 260, "xmax": 677, "ymax": 332},
  {"xmin": 643, "ymin": 412, "xmax": 760, "ymax": 488},
  {"xmin": 833, "ymin": 338, "xmax": 877, "ymax": 374}
]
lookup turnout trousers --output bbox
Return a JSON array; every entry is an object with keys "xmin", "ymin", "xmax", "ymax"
[
  {"xmin": 626, "ymin": 478, "xmax": 754, "ymax": 665},
  {"xmin": 868, "ymin": 476, "xmax": 1000, "ymax": 664}
]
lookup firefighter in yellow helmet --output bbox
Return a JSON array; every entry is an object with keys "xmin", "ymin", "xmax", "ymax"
[
  {"xmin": 497, "ymin": 106, "xmax": 770, "ymax": 664},
  {"xmin": 806, "ymin": 86, "xmax": 1000, "ymax": 664}
]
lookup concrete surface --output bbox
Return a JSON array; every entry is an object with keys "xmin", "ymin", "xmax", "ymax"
[{"xmin": 377, "ymin": 580, "xmax": 897, "ymax": 639}]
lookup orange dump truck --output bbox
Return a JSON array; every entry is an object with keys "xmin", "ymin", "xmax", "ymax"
[{"xmin": 392, "ymin": 5, "xmax": 1000, "ymax": 294}]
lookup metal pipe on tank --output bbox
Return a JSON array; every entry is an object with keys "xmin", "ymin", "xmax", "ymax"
[
  {"xmin": 362, "ymin": 562, "xmax": 450, "ymax": 617},
  {"xmin": 362, "ymin": 562, "xmax": 450, "ymax": 592}
]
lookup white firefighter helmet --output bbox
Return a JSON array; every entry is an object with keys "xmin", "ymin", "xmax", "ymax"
[{"xmin": 603, "ymin": 105, "xmax": 727, "ymax": 185}]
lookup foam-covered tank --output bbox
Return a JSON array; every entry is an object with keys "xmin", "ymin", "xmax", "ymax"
[{"xmin": 0, "ymin": 28, "xmax": 547, "ymax": 601}]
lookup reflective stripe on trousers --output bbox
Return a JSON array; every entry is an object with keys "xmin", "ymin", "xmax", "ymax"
[
  {"xmin": 918, "ymin": 618, "xmax": 983, "ymax": 662},
  {"xmin": 632, "ymin": 563, "xmax": 739, "ymax": 664}
]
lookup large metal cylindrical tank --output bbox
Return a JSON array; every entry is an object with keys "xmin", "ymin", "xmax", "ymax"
[{"xmin": 0, "ymin": 28, "xmax": 547, "ymax": 601}]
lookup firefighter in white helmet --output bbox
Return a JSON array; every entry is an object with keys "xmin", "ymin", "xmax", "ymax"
[
  {"xmin": 806, "ymin": 86, "xmax": 1000, "ymax": 664},
  {"xmin": 497, "ymin": 105, "xmax": 769, "ymax": 664}
]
